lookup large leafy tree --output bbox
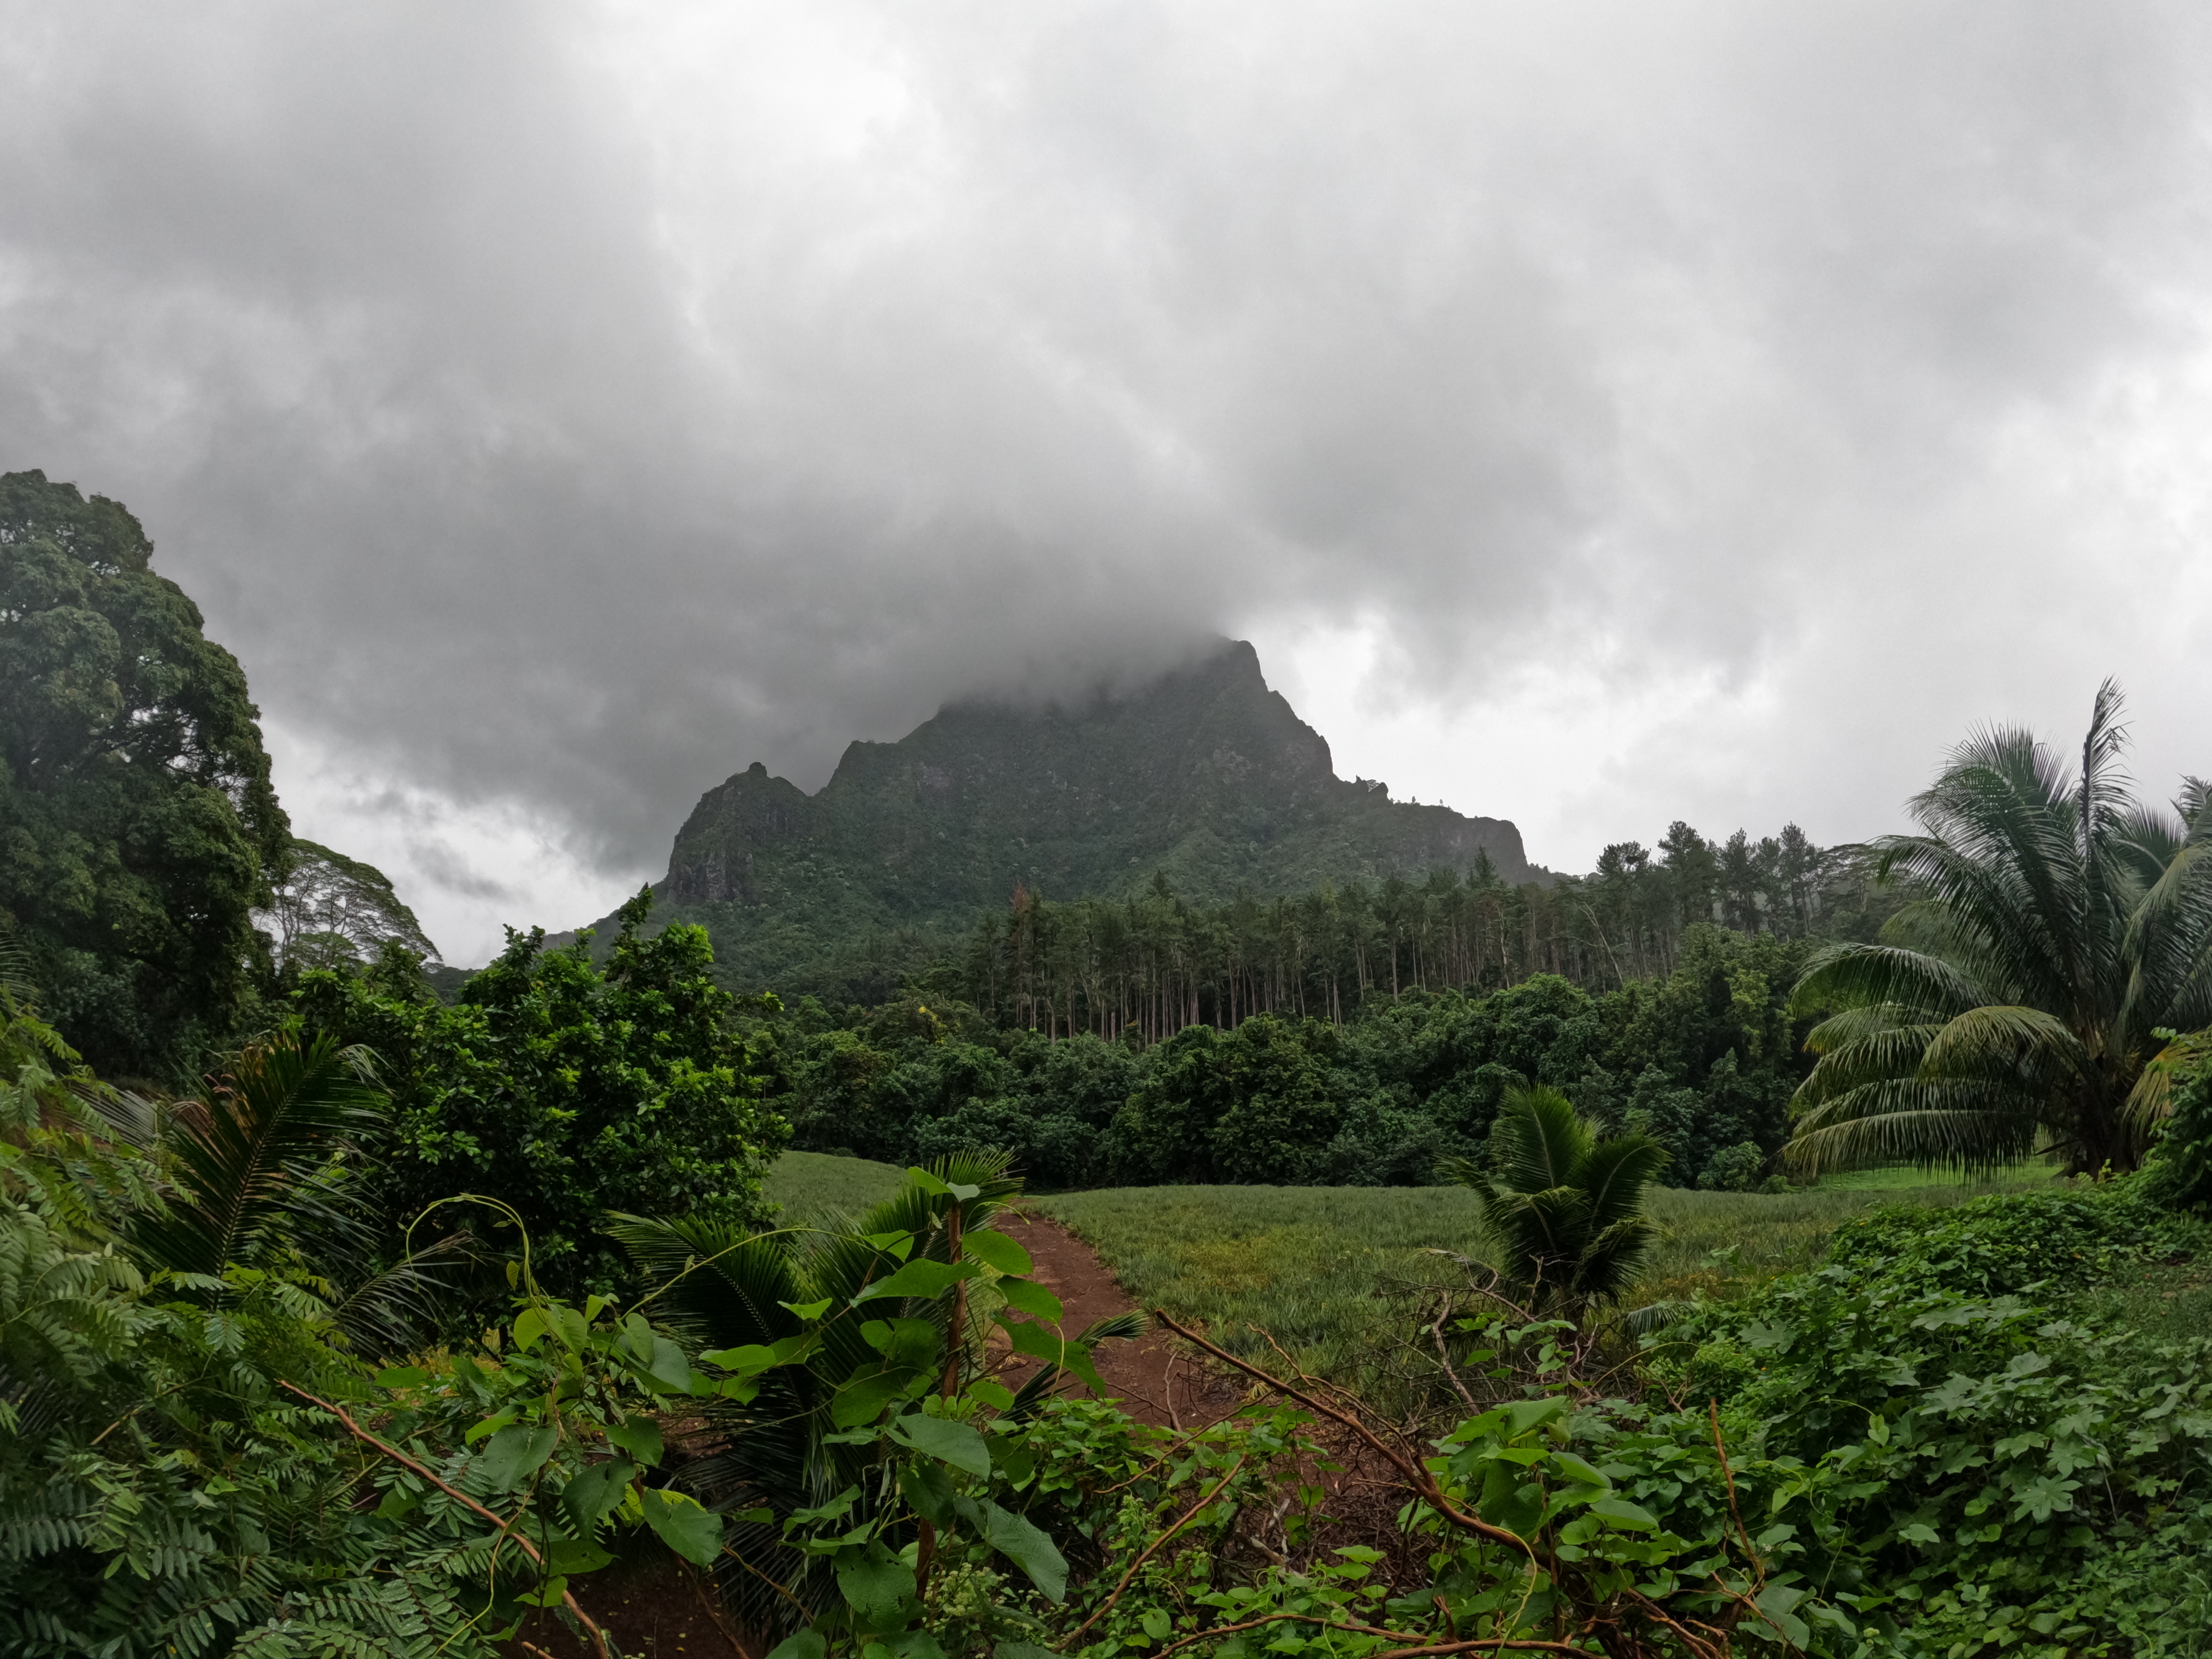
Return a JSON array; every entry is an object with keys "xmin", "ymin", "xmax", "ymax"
[
  {"xmin": 0, "ymin": 470, "xmax": 289, "ymax": 1079},
  {"xmin": 262, "ymin": 837, "xmax": 441, "ymax": 975},
  {"xmin": 296, "ymin": 889, "xmax": 791, "ymax": 1297},
  {"xmin": 1786, "ymin": 684, "xmax": 2212, "ymax": 1176}
]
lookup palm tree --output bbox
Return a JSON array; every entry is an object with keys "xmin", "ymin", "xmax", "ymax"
[
  {"xmin": 1441, "ymin": 1084, "xmax": 1668, "ymax": 1316},
  {"xmin": 1785, "ymin": 684, "xmax": 2212, "ymax": 1177}
]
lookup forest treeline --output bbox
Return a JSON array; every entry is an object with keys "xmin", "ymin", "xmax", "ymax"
[
  {"xmin": 924, "ymin": 822, "xmax": 1899, "ymax": 1041},
  {"xmin": 748, "ymin": 922, "xmax": 1822, "ymax": 1194}
]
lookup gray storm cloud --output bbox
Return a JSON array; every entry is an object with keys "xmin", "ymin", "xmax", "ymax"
[{"xmin": 4, "ymin": 2, "xmax": 2211, "ymax": 958}]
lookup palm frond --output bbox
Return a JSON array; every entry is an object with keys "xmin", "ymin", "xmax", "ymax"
[
  {"xmin": 1572, "ymin": 1214, "xmax": 1660, "ymax": 1303},
  {"xmin": 1920, "ymin": 1004, "xmax": 2095, "ymax": 1086},
  {"xmin": 1796, "ymin": 1023, "xmax": 1941, "ymax": 1104},
  {"xmin": 609, "ymin": 1212, "xmax": 806, "ymax": 1353},
  {"xmin": 130, "ymin": 1031, "xmax": 385, "ymax": 1282},
  {"xmin": 1493, "ymin": 1084, "xmax": 1590, "ymax": 1194},
  {"xmin": 1577, "ymin": 1133, "xmax": 1669, "ymax": 1234},
  {"xmin": 1789, "ymin": 944, "xmax": 1982, "ymax": 1022},
  {"xmin": 1785, "ymin": 1076, "xmax": 2045, "ymax": 1175}
]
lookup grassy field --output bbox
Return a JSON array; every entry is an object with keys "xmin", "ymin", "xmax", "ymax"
[
  {"xmin": 1037, "ymin": 1174, "xmax": 2049, "ymax": 1386},
  {"xmin": 754, "ymin": 1153, "xmax": 2073, "ymax": 1386},
  {"xmin": 762, "ymin": 1150, "xmax": 909, "ymax": 1222}
]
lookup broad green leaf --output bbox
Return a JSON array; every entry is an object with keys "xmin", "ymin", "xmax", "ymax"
[
  {"xmin": 905, "ymin": 1166, "xmax": 951, "ymax": 1196},
  {"xmin": 888, "ymin": 1412, "xmax": 992, "ymax": 1477},
  {"xmin": 642, "ymin": 1333, "xmax": 693, "ymax": 1394},
  {"xmin": 1500, "ymin": 1398, "xmax": 1568, "ymax": 1438},
  {"xmin": 1754, "ymin": 1584, "xmax": 1811, "ymax": 1649},
  {"xmin": 861, "ymin": 1317, "xmax": 944, "ymax": 1368},
  {"xmin": 1547, "ymin": 1452, "xmax": 1611, "ymax": 1489},
  {"xmin": 767, "ymin": 1632, "xmax": 826, "ymax": 1659},
  {"xmin": 961, "ymin": 1230, "xmax": 1033, "ymax": 1276},
  {"xmin": 464, "ymin": 1407, "xmax": 516, "ymax": 1445},
  {"xmin": 605, "ymin": 1415, "xmax": 664, "ymax": 1467},
  {"xmin": 780, "ymin": 1297, "xmax": 833, "ymax": 1321},
  {"xmin": 475, "ymin": 1424, "xmax": 559, "ymax": 1492},
  {"xmin": 965, "ymin": 1379, "xmax": 1017, "ymax": 1411},
  {"xmin": 374, "ymin": 1365, "xmax": 428, "ymax": 1390},
  {"xmin": 701, "ymin": 1342, "xmax": 780, "ymax": 1374},
  {"xmin": 976, "ymin": 1498, "xmax": 1067, "ymax": 1603},
  {"xmin": 561, "ymin": 1457, "xmax": 636, "ymax": 1530},
  {"xmin": 985, "ymin": 1435, "xmax": 1035, "ymax": 1487},
  {"xmin": 996, "ymin": 1279, "xmax": 1063, "ymax": 1322},
  {"xmin": 853, "ymin": 1258, "xmax": 978, "ymax": 1304},
  {"xmin": 512, "ymin": 1307, "xmax": 549, "ymax": 1351},
  {"xmin": 890, "ymin": 1632, "xmax": 948, "ymax": 1659},
  {"xmin": 863, "ymin": 1230, "xmax": 917, "ymax": 1261},
  {"xmin": 545, "ymin": 1534, "xmax": 616, "ymax": 1575},
  {"xmin": 900, "ymin": 1459, "xmax": 957, "ymax": 1526},
  {"xmin": 831, "ymin": 1367, "xmax": 916, "ymax": 1429},
  {"xmin": 1002, "ymin": 1319, "xmax": 1106, "ymax": 1394},
  {"xmin": 836, "ymin": 1539, "xmax": 917, "ymax": 1627},
  {"xmin": 640, "ymin": 1487, "xmax": 725, "ymax": 1566},
  {"xmin": 1589, "ymin": 1497, "xmax": 1660, "ymax": 1531},
  {"xmin": 787, "ymin": 1487, "xmax": 859, "ymax": 1526}
]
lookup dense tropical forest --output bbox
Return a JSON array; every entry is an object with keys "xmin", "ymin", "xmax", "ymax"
[{"xmin": 6, "ymin": 468, "xmax": 2212, "ymax": 1657}]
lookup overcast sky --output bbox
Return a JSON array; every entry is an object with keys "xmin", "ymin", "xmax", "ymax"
[{"xmin": 6, "ymin": 2, "xmax": 2212, "ymax": 964}]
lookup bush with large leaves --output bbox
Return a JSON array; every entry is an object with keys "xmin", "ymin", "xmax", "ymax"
[
  {"xmin": 295, "ymin": 888, "xmax": 789, "ymax": 1300},
  {"xmin": 1787, "ymin": 683, "xmax": 2212, "ymax": 1175}
]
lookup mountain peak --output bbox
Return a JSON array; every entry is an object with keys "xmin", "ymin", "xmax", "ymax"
[{"xmin": 647, "ymin": 641, "xmax": 1531, "ymax": 997}]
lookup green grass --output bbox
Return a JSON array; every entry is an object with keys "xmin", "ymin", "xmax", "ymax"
[
  {"xmin": 763, "ymin": 1150, "xmax": 909, "ymax": 1223},
  {"xmin": 1812, "ymin": 1160, "xmax": 2057, "ymax": 1191},
  {"xmin": 1038, "ymin": 1177, "xmax": 2043, "ymax": 1391}
]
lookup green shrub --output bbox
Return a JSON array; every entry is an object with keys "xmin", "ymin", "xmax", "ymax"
[
  {"xmin": 1823, "ymin": 1182, "xmax": 2180, "ymax": 1298},
  {"xmin": 2145, "ymin": 1030, "xmax": 2212, "ymax": 1215},
  {"xmin": 294, "ymin": 889, "xmax": 789, "ymax": 1299},
  {"xmin": 1696, "ymin": 1138, "xmax": 1765, "ymax": 1191}
]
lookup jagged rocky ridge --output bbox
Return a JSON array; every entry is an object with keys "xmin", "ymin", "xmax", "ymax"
[{"xmin": 593, "ymin": 640, "xmax": 1536, "ymax": 1001}]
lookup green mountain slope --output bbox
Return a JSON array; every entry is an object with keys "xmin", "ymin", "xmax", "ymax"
[{"xmin": 596, "ymin": 640, "xmax": 1536, "ymax": 999}]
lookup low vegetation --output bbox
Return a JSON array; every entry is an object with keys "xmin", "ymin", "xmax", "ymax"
[{"xmin": 1037, "ymin": 1170, "xmax": 2052, "ymax": 1399}]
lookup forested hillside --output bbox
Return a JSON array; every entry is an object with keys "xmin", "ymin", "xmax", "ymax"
[{"xmin": 584, "ymin": 640, "xmax": 1538, "ymax": 1001}]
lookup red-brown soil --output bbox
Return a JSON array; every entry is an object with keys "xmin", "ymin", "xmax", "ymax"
[
  {"xmin": 988, "ymin": 1209, "xmax": 1246, "ymax": 1428},
  {"xmin": 507, "ymin": 1551, "xmax": 749, "ymax": 1658}
]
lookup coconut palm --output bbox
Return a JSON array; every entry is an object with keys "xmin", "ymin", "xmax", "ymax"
[
  {"xmin": 1441, "ymin": 1083, "xmax": 1668, "ymax": 1316},
  {"xmin": 1785, "ymin": 683, "xmax": 2212, "ymax": 1176}
]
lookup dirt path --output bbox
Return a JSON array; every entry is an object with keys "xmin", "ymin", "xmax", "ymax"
[
  {"xmin": 510, "ymin": 1214, "xmax": 1235, "ymax": 1659},
  {"xmin": 990, "ymin": 1210, "xmax": 1244, "ymax": 1429}
]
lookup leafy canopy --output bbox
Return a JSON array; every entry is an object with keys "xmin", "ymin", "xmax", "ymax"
[
  {"xmin": 296, "ymin": 888, "xmax": 791, "ymax": 1299},
  {"xmin": 0, "ymin": 469, "xmax": 288, "ymax": 1080}
]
